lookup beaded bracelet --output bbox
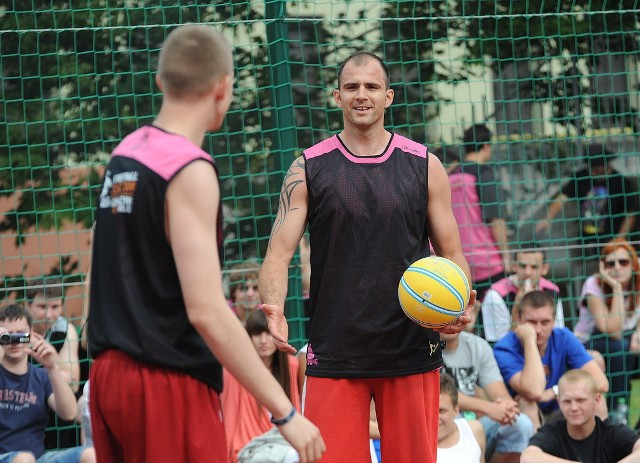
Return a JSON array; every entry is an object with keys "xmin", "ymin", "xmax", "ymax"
[{"xmin": 270, "ymin": 406, "xmax": 296, "ymax": 426}]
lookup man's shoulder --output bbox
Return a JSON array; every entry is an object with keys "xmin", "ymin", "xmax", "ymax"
[
  {"xmin": 0, "ymin": 364, "xmax": 49, "ymax": 384},
  {"xmin": 487, "ymin": 277, "xmax": 515, "ymax": 296},
  {"xmin": 539, "ymin": 277, "xmax": 560, "ymax": 292},
  {"xmin": 393, "ymin": 133, "xmax": 427, "ymax": 157},
  {"xmin": 550, "ymin": 326, "xmax": 577, "ymax": 341},
  {"xmin": 459, "ymin": 331, "xmax": 492, "ymax": 350},
  {"xmin": 304, "ymin": 135, "xmax": 339, "ymax": 159},
  {"xmin": 494, "ymin": 331, "xmax": 519, "ymax": 349}
]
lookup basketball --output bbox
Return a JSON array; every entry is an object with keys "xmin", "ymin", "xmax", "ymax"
[{"xmin": 398, "ymin": 256, "xmax": 470, "ymax": 328}]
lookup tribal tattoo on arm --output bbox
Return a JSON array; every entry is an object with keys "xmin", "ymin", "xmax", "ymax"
[{"xmin": 269, "ymin": 156, "xmax": 306, "ymax": 249}]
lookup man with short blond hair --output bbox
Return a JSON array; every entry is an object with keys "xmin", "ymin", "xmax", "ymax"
[{"xmin": 522, "ymin": 369, "xmax": 640, "ymax": 463}]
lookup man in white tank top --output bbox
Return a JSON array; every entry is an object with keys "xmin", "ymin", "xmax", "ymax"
[{"xmin": 438, "ymin": 372, "xmax": 486, "ymax": 462}]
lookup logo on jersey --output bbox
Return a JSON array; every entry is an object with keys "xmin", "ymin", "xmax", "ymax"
[{"xmin": 99, "ymin": 170, "xmax": 139, "ymax": 214}]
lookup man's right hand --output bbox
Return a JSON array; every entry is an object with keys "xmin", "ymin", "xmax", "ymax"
[
  {"xmin": 278, "ymin": 413, "xmax": 326, "ymax": 463},
  {"xmin": 488, "ymin": 397, "xmax": 520, "ymax": 425},
  {"xmin": 262, "ymin": 303, "xmax": 296, "ymax": 354},
  {"xmin": 514, "ymin": 323, "xmax": 537, "ymax": 344}
]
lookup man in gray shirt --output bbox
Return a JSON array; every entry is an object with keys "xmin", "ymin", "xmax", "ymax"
[{"xmin": 442, "ymin": 331, "xmax": 533, "ymax": 463}]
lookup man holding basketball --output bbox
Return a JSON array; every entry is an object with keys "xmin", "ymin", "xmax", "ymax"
[
  {"xmin": 88, "ymin": 25, "xmax": 324, "ymax": 462},
  {"xmin": 260, "ymin": 51, "xmax": 475, "ymax": 462}
]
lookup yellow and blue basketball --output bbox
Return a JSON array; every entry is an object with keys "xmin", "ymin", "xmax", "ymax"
[{"xmin": 398, "ymin": 256, "xmax": 470, "ymax": 328}]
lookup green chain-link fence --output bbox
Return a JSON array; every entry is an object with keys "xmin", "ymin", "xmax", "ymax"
[{"xmin": 1, "ymin": 0, "xmax": 639, "ymax": 449}]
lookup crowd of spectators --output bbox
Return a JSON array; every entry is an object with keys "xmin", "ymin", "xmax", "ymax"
[
  {"xmin": 3, "ymin": 122, "xmax": 638, "ymax": 463},
  {"xmin": 435, "ymin": 124, "xmax": 640, "ymax": 463}
]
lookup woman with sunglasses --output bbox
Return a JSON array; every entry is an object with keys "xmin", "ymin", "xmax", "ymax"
[{"xmin": 574, "ymin": 238, "xmax": 640, "ymax": 411}]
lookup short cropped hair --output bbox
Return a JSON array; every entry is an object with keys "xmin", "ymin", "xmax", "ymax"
[
  {"xmin": 25, "ymin": 277, "xmax": 64, "ymax": 303},
  {"xmin": 440, "ymin": 371, "xmax": 459, "ymax": 408},
  {"xmin": 558, "ymin": 369, "xmax": 597, "ymax": 396},
  {"xmin": 517, "ymin": 290, "xmax": 556, "ymax": 318},
  {"xmin": 516, "ymin": 242, "xmax": 547, "ymax": 261},
  {"xmin": 0, "ymin": 304, "xmax": 33, "ymax": 328},
  {"xmin": 158, "ymin": 24, "xmax": 233, "ymax": 99},
  {"xmin": 337, "ymin": 51, "xmax": 390, "ymax": 89},
  {"xmin": 463, "ymin": 124, "xmax": 492, "ymax": 154}
]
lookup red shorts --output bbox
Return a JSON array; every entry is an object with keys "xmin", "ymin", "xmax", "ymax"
[
  {"xmin": 90, "ymin": 350, "xmax": 226, "ymax": 463},
  {"xmin": 304, "ymin": 370, "xmax": 439, "ymax": 463}
]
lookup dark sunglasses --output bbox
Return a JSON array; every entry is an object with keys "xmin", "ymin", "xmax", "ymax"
[{"xmin": 603, "ymin": 258, "xmax": 631, "ymax": 269}]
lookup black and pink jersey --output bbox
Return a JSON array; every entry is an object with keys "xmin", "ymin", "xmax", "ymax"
[
  {"xmin": 89, "ymin": 125, "xmax": 223, "ymax": 391},
  {"xmin": 304, "ymin": 133, "xmax": 442, "ymax": 378}
]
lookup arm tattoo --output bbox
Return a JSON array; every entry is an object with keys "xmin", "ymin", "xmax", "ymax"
[{"xmin": 270, "ymin": 157, "xmax": 305, "ymax": 247}]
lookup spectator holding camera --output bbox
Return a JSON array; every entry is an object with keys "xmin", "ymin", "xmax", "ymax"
[{"xmin": 0, "ymin": 303, "xmax": 95, "ymax": 463}]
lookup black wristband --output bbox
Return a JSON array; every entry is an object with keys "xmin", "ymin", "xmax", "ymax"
[{"xmin": 270, "ymin": 406, "xmax": 296, "ymax": 426}]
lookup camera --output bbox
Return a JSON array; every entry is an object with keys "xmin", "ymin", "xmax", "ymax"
[{"xmin": 0, "ymin": 332, "xmax": 30, "ymax": 346}]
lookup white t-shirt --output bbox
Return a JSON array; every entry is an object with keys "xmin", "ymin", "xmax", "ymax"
[{"xmin": 437, "ymin": 418, "xmax": 482, "ymax": 463}]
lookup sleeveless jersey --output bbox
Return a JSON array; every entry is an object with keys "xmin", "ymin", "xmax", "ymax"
[
  {"xmin": 89, "ymin": 125, "xmax": 223, "ymax": 391},
  {"xmin": 437, "ymin": 418, "xmax": 482, "ymax": 462},
  {"xmin": 304, "ymin": 133, "xmax": 442, "ymax": 378},
  {"xmin": 448, "ymin": 164, "xmax": 503, "ymax": 281}
]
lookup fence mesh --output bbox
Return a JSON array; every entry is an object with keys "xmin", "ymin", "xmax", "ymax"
[{"xmin": 1, "ymin": 0, "xmax": 639, "ymax": 448}]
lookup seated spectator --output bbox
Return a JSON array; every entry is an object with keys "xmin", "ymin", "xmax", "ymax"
[
  {"xmin": 0, "ymin": 303, "xmax": 95, "ymax": 463},
  {"xmin": 574, "ymin": 238, "xmax": 640, "ymax": 411},
  {"xmin": 25, "ymin": 277, "xmax": 80, "ymax": 391},
  {"xmin": 442, "ymin": 330, "xmax": 533, "ymax": 463},
  {"xmin": 521, "ymin": 369, "xmax": 640, "ymax": 463},
  {"xmin": 220, "ymin": 310, "xmax": 301, "ymax": 463},
  {"xmin": 494, "ymin": 290, "xmax": 608, "ymax": 429},
  {"xmin": 438, "ymin": 371, "xmax": 486, "ymax": 463},
  {"xmin": 482, "ymin": 246, "xmax": 564, "ymax": 342},
  {"xmin": 227, "ymin": 262, "xmax": 261, "ymax": 325},
  {"xmin": 25, "ymin": 277, "xmax": 80, "ymax": 451}
]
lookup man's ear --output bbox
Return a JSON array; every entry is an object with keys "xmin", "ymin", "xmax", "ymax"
[
  {"xmin": 333, "ymin": 88, "xmax": 342, "ymax": 107},
  {"xmin": 541, "ymin": 263, "xmax": 550, "ymax": 276},
  {"xmin": 384, "ymin": 88, "xmax": 394, "ymax": 108}
]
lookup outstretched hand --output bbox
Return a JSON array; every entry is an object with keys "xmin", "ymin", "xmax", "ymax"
[
  {"xmin": 261, "ymin": 303, "xmax": 297, "ymax": 355},
  {"xmin": 433, "ymin": 289, "xmax": 477, "ymax": 335}
]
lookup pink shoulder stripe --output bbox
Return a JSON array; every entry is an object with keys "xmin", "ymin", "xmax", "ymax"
[
  {"xmin": 113, "ymin": 126, "xmax": 212, "ymax": 180},
  {"xmin": 389, "ymin": 134, "xmax": 428, "ymax": 158},
  {"xmin": 304, "ymin": 136, "xmax": 340, "ymax": 159},
  {"xmin": 304, "ymin": 133, "xmax": 427, "ymax": 164}
]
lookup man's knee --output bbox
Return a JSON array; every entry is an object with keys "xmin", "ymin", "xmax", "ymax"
[
  {"xmin": 495, "ymin": 414, "xmax": 534, "ymax": 453},
  {"xmin": 12, "ymin": 453, "xmax": 36, "ymax": 463},
  {"xmin": 79, "ymin": 448, "xmax": 96, "ymax": 463}
]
